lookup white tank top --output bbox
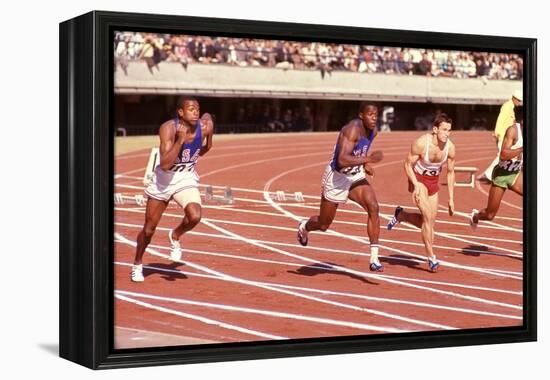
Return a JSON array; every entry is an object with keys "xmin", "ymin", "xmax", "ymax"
[
  {"xmin": 413, "ymin": 134, "xmax": 449, "ymax": 177},
  {"xmin": 498, "ymin": 123, "xmax": 523, "ymax": 172}
]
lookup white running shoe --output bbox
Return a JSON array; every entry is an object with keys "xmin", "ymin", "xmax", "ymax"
[
  {"xmin": 168, "ymin": 229, "xmax": 182, "ymax": 261},
  {"xmin": 297, "ymin": 219, "xmax": 309, "ymax": 246},
  {"xmin": 469, "ymin": 209, "xmax": 479, "ymax": 231},
  {"xmin": 131, "ymin": 264, "xmax": 144, "ymax": 282}
]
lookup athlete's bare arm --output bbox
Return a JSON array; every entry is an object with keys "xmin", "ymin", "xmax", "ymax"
[
  {"xmin": 499, "ymin": 125, "xmax": 523, "ymax": 161},
  {"xmin": 366, "ymin": 150, "xmax": 383, "ymax": 164},
  {"xmin": 199, "ymin": 113, "xmax": 214, "ymax": 156},
  {"xmin": 404, "ymin": 136, "xmax": 425, "ymax": 203},
  {"xmin": 158, "ymin": 120, "xmax": 185, "ymax": 170},
  {"xmin": 446, "ymin": 141, "xmax": 456, "ymax": 216},
  {"xmin": 336, "ymin": 121, "xmax": 370, "ymax": 168}
]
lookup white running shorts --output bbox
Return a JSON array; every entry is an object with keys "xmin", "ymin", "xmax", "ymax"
[
  {"xmin": 321, "ymin": 164, "xmax": 366, "ymax": 204},
  {"xmin": 144, "ymin": 166, "xmax": 201, "ymax": 208}
]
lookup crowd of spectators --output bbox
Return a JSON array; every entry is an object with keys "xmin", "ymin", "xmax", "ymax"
[
  {"xmin": 229, "ymin": 103, "xmax": 314, "ymax": 133},
  {"xmin": 115, "ymin": 32, "xmax": 523, "ymax": 80}
]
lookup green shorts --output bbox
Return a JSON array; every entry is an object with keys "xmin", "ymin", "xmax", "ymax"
[{"xmin": 492, "ymin": 166, "xmax": 521, "ymax": 189}]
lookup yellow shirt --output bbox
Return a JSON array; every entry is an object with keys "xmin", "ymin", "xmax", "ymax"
[
  {"xmin": 139, "ymin": 42, "xmax": 155, "ymax": 58},
  {"xmin": 494, "ymin": 99, "xmax": 515, "ymax": 143}
]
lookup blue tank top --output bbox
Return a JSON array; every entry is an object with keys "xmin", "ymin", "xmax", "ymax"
[
  {"xmin": 330, "ymin": 121, "xmax": 375, "ymax": 174},
  {"xmin": 168, "ymin": 118, "xmax": 202, "ymax": 172}
]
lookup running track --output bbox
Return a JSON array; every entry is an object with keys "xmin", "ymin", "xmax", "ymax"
[{"xmin": 113, "ymin": 131, "xmax": 523, "ymax": 348}]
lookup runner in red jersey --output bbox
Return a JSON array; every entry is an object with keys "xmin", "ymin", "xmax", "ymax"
[{"xmin": 386, "ymin": 113, "xmax": 456, "ymax": 272}]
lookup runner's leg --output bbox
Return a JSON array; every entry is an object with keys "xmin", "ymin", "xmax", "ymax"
[
  {"xmin": 134, "ymin": 197, "xmax": 169, "ymax": 265},
  {"xmin": 509, "ymin": 171, "xmax": 523, "ymax": 196},
  {"xmin": 305, "ymin": 195, "xmax": 339, "ymax": 232},
  {"xmin": 348, "ymin": 181, "xmax": 382, "ymax": 268},
  {"xmin": 475, "ymin": 185, "xmax": 506, "ymax": 222},
  {"xmin": 414, "ymin": 183, "xmax": 436, "ymax": 261}
]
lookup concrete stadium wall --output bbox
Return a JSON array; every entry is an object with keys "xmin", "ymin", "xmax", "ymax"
[{"xmin": 115, "ymin": 61, "xmax": 522, "ymax": 105}]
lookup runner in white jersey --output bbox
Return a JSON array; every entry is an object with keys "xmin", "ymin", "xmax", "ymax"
[
  {"xmin": 470, "ymin": 105, "xmax": 523, "ymax": 228},
  {"xmin": 386, "ymin": 113, "xmax": 456, "ymax": 272},
  {"xmin": 131, "ymin": 97, "xmax": 214, "ymax": 282},
  {"xmin": 297, "ymin": 102, "xmax": 386, "ymax": 272}
]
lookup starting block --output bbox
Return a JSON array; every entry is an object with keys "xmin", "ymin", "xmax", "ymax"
[
  {"xmin": 143, "ymin": 147, "xmax": 160, "ymax": 186},
  {"xmin": 454, "ymin": 166, "xmax": 479, "ymax": 188},
  {"xmin": 270, "ymin": 190, "xmax": 304, "ymax": 202},
  {"xmin": 114, "ymin": 193, "xmax": 147, "ymax": 206},
  {"xmin": 204, "ymin": 185, "xmax": 234, "ymax": 204}
]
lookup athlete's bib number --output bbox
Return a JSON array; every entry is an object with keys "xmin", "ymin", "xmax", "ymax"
[
  {"xmin": 499, "ymin": 159, "xmax": 522, "ymax": 172},
  {"xmin": 341, "ymin": 165, "xmax": 362, "ymax": 176},
  {"xmin": 169, "ymin": 163, "xmax": 194, "ymax": 172},
  {"xmin": 421, "ymin": 169, "xmax": 439, "ymax": 177}
]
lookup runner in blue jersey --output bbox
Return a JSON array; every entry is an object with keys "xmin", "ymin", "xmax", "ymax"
[
  {"xmin": 131, "ymin": 97, "xmax": 214, "ymax": 282},
  {"xmin": 297, "ymin": 102, "xmax": 385, "ymax": 271}
]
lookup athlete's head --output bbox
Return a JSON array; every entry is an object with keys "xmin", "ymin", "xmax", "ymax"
[
  {"xmin": 176, "ymin": 96, "xmax": 200, "ymax": 125},
  {"xmin": 432, "ymin": 113, "xmax": 452, "ymax": 143},
  {"xmin": 358, "ymin": 102, "xmax": 378, "ymax": 130},
  {"xmin": 514, "ymin": 105, "xmax": 523, "ymax": 125},
  {"xmin": 512, "ymin": 89, "xmax": 523, "ymax": 106}
]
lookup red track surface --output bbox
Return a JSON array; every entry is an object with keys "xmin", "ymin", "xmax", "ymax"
[{"xmin": 114, "ymin": 131, "xmax": 523, "ymax": 348}]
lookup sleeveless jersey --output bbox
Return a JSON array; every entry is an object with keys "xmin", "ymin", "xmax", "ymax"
[
  {"xmin": 497, "ymin": 123, "xmax": 523, "ymax": 173},
  {"xmin": 329, "ymin": 122, "xmax": 375, "ymax": 177},
  {"xmin": 413, "ymin": 134, "xmax": 449, "ymax": 178},
  {"xmin": 166, "ymin": 118, "xmax": 203, "ymax": 174}
]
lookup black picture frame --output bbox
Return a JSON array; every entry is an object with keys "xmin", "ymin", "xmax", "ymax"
[{"xmin": 59, "ymin": 10, "xmax": 537, "ymax": 370}]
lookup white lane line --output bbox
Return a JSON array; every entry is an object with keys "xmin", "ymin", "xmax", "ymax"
[
  {"xmin": 295, "ymin": 190, "xmax": 523, "ymax": 223},
  {"xmin": 346, "ymin": 203, "xmax": 523, "ymax": 257},
  {"xmin": 378, "ymin": 210, "xmax": 523, "ymax": 256},
  {"xmin": 197, "ymin": 208, "xmax": 523, "ymax": 258},
  {"xmin": 209, "ymin": 215, "xmax": 522, "ymax": 260},
  {"xmin": 200, "ymin": 210, "xmax": 522, "ymax": 259},
  {"xmin": 114, "ymin": 233, "xmax": 522, "ymax": 295},
  {"xmin": 199, "ymin": 219, "xmax": 521, "ymax": 310},
  {"xmin": 204, "ymin": 217, "xmax": 522, "ymax": 261},
  {"xmin": 115, "ymin": 261, "xmax": 521, "ymax": 321},
  {"xmin": 200, "ymin": 201, "xmax": 523, "ymax": 242},
  {"xmin": 115, "ymin": 141, "xmax": 521, "ymax": 227},
  {"xmin": 114, "ymin": 182, "xmax": 522, "ymax": 235},
  {"xmin": 115, "ymin": 232, "xmax": 523, "ymax": 296},
  {"xmin": 441, "ymin": 206, "xmax": 522, "ymax": 233},
  {"xmin": 115, "ymin": 208, "xmax": 521, "ymax": 261},
  {"xmin": 199, "ymin": 203, "xmax": 523, "ymax": 244},
  {"xmin": 112, "ymin": 190, "xmax": 522, "ymax": 244},
  {"xmin": 261, "ymin": 165, "xmax": 523, "ymax": 285},
  {"xmin": 475, "ymin": 178, "xmax": 523, "ymax": 211},
  {"xmin": 115, "ymin": 214, "xmax": 522, "ymax": 280},
  {"xmin": 432, "ymin": 229, "xmax": 522, "ymax": 256},
  {"xmin": 374, "ymin": 208, "xmax": 523, "ymax": 252},
  {"xmin": 187, "ymin": 184, "xmax": 524, "ymax": 223},
  {"xmin": 115, "ymin": 293, "xmax": 287, "ymax": 340},
  {"xmin": 184, "ymin": 214, "xmax": 524, "ymax": 277},
  {"xmin": 117, "ymin": 290, "xmax": 416, "ymax": 333},
  {"xmin": 115, "ymin": 233, "xmax": 437, "ymax": 331}
]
